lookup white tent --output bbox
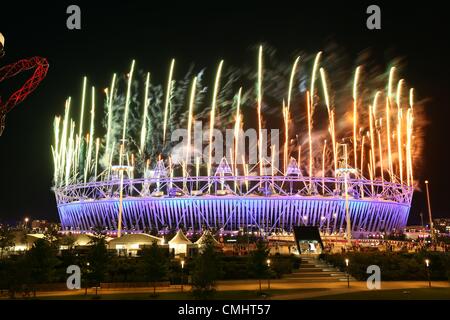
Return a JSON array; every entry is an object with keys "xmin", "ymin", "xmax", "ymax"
[
  {"xmin": 108, "ymin": 233, "xmax": 163, "ymax": 251},
  {"xmin": 11, "ymin": 232, "xmax": 43, "ymax": 251},
  {"xmin": 168, "ymin": 230, "xmax": 192, "ymax": 255},
  {"xmin": 195, "ymin": 230, "xmax": 220, "ymax": 247},
  {"xmin": 73, "ymin": 234, "xmax": 93, "ymax": 246}
]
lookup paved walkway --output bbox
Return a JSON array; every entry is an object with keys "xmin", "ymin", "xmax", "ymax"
[{"xmin": 2, "ymin": 280, "xmax": 448, "ymax": 299}]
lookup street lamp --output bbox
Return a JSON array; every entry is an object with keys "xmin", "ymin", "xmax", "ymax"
[
  {"xmin": 425, "ymin": 259, "xmax": 431, "ymax": 288},
  {"xmin": 84, "ymin": 262, "xmax": 91, "ymax": 296},
  {"xmin": 345, "ymin": 258, "xmax": 350, "ymax": 288},
  {"xmin": 181, "ymin": 260, "xmax": 185, "ymax": 292},
  {"xmin": 266, "ymin": 259, "xmax": 271, "ymax": 290},
  {"xmin": 24, "ymin": 217, "xmax": 29, "ymax": 229}
]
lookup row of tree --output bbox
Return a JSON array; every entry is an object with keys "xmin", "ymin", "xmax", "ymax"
[
  {"xmin": 320, "ymin": 251, "xmax": 450, "ymax": 281},
  {"xmin": 1, "ymin": 224, "xmax": 297, "ymax": 299}
]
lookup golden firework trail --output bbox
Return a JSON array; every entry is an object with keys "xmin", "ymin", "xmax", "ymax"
[
  {"xmin": 385, "ymin": 97, "xmax": 394, "ymax": 180},
  {"xmin": 377, "ymin": 118, "xmax": 384, "ymax": 183},
  {"xmin": 396, "ymin": 79, "xmax": 404, "ymax": 111},
  {"xmin": 64, "ymin": 120, "xmax": 75, "ymax": 186},
  {"xmin": 369, "ymin": 102, "xmax": 376, "ymax": 179},
  {"xmin": 406, "ymin": 109, "xmax": 412, "ymax": 186},
  {"xmin": 310, "ymin": 52, "xmax": 322, "ymax": 107},
  {"xmin": 306, "ymin": 91, "xmax": 313, "ymax": 182},
  {"xmin": 388, "ymin": 67, "xmax": 396, "ymax": 101},
  {"xmin": 51, "ymin": 117, "xmax": 60, "ymax": 184},
  {"xmin": 257, "ymin": 46, "xmax": 264, "ymax": 177},
  {"xmin": 186, "ymin": 76, "xmax": 197, "ymax": 170},
  {"xmin": 105, "ymin": 73, "xmax": 116, "ymax": 165},
  {"xmin": 287, "ymin": 56, "xmax": 301, "ymax": 110},
  {"xmin": 163, "ymin": 59, "xmax": 175, "ymax": 145},
  {"xmin": 307, "ymin": 51, "xmax": 322, "ymax": 185},
  {"xmin": 360, "ymin": 134, "xmax": 366, "ymax": 181},
  {"xmin": 84, "ymin": 87, "xmax": 95, "ymax": 183},
  {"xmin": 60, "ymin": 98, "xmax": 71, "ymax": 185},
  {"xmin": 76, "ymin": 77, "xmax": 87, "ymax": 167},
  {"xmin": 407, "ymin": 88, "xmax": 415, "ymax": 185},
  {"xmin": 397, "ymin": 112, "xmax": 403, "ymax": 185},
  {"xmin": 140, "ymin": 72, "xmax": 150, "ymax": 154},
  {"xmin": 122, "ymin": 60, "xmax": 136, "ymax": 144},
  {"xmin": 353, "ymin": 66, "xmax": 361, "ymax": 170},
  {"xmin": 234, "ymin": 88, "xmax": 242, "ymax": 177},
  {"xmin": 282, "ymin": 101, "xmax": 289, "ymax": 173},
  {"xmin": 319, "ymin": 68, "xmax": 337, "ymax": 177},
  {"xmin": 208, "ymin": 60, "xmax": 224, "ymax": 177},
  {"xmin": 285, "ymin": 56, "xmax": 301, "ymax": 172},
  {"xmin": 409, "ymin": 88, "xmax": 415, "ymax": 110},
  {"xmin": 94, "ymin": 137, "xmax": 100, "ymax": 179},
  {"xmin": 396, "ymin": 79, "xmax": 405, "ymax": 185},
  {"xmin": 369, "ymin": 151, "xmax": 375, "ymax": 194}
]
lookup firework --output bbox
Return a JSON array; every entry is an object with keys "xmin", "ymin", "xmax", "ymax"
[
  {"xmin": 353, "ymin": 66, "xmax": 361, "ymax": 169},
  {"xmin": 208, "ymin": 60, "xmax": 224, "ymax": 178},
  {"xmin": 257, "ymin": 46, "xmax": 263, "ymax": 177},
  {"xmin": 185, "ymin": 76, "xmax": 197, "ymax": 170},
  {"xmin": 139, "ymin": 72, "xmax": 150, "ymax": 154},
  {"xmin": 105, "ymin": 73, "xmax": 117, "ymax": 166},
  {"xmin": 163, "ymin": 59, "xmax": 175, "ymax": 145},
  {"xmin": 122, "ymin": 60, "xmax": 135, "ymax": 144}
]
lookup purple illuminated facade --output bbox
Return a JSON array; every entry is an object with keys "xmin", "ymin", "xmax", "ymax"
[{"xmin": 55, "ymin": 175, "xmax": 413, "ymax": 236}]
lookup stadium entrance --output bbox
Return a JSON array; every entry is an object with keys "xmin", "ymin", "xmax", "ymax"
[{"xmin": 293, "ymin": 226, "xmax": 324, "ymax": 254}]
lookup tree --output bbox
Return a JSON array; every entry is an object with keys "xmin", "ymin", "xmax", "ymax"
[
  {"xmin": 248, "ymin": 239, "xmax": 270, "ymax": 293},
  {"xmin": 60, "ymin": 234, "xmax": 76, "ymax": 250},
  {"xmin": 0, "ymin": 225, "xmax": 15, "ymax": 259},
  {"xmin": 271, "ymin": 255, "xmax": 293, "ymax": 278},
  {"xmin": 1, "ymin": 254, "xmax": 31, "ymax": 299},
  {"xmin": 43, "ymin": 225, "xmax": 61, "ymax": 248},
  {"xmin": 139, "ymin": 241, "xmax": 170, "ymax": 295},
  {"xmin": 26, "ymin": 239, "xmax": 59, "ymax": 296},
  {"xmin": 191, "ymin": 236, "xmax": 223, "ymax": 299},
  {"xmin": 86, "ymin": 229, "xmax": 109, "ymax": 296}
]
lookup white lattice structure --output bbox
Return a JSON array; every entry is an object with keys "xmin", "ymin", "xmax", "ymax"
[{"xmin": 55, "ymin": 174, "xmax": 413, "ymax": 236}]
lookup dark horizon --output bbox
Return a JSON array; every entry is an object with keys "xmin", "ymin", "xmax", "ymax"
[{"xmin": 0, "ymin": 1, "xmax": 449, "ymax": 225}]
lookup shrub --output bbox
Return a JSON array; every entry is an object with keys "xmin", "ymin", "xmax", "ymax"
[{"xmin": 320, "ymin": 252, "xmax": 450, "ymax": 281}]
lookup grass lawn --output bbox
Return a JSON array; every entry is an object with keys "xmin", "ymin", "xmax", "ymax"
[
  {"xmin": 312, "ymin": 287, "xmax": 450, "ymax": 300},
  {"xmin": 8, "ymin": 287, "xmax": 450, "ymax": 300},
  {"xmin": 35, "ymin": 288, "xmax": 327, "ymax": 300}
]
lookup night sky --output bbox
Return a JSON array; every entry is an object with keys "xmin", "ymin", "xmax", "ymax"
[{"xmin": 0, "ymin": 1, "xmax": 449, "ymax": 225}]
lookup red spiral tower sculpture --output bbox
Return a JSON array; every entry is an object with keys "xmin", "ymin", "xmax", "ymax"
[{"xmin": 0, "ymin": 33, "xmax": 49, "ymax": 136}]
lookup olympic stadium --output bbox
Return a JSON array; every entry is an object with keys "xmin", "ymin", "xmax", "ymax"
[
  {"xmin": 52, "ymin": 50, "xmax": 417, "ymax": 238},
  {"xmin": 55, "ymin": 171, "xmax": 412, "ymax": 236}
]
